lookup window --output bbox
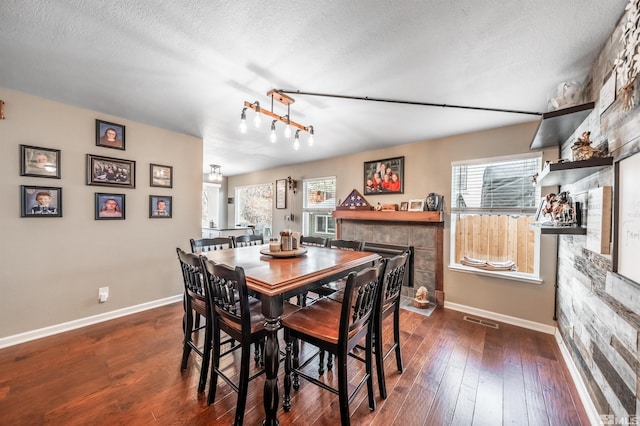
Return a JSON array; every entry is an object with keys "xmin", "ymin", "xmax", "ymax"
[
  {"xmin": 235, "ymin": 183, "xmax": 273, "ymax": 236},
  {"xmin": 302, "ymin": 176, "xmax": 336, "ymax": 238},
  {"xmin": 451, "ymin": 154, "xmax": 542, "ymax": 278}
]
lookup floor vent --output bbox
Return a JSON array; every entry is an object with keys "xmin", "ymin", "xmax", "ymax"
[{"xmin": 463, "ymin": 316, "xmax": 499, "ymax": 329}]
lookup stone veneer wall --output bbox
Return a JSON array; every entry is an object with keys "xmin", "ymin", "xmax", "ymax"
[
  {"xmin": 555, "ymin": 7, "xmax": 640, "ymax": 419},
  {"xmin": 339, "ymin": 221, "xmax": 439, "ymax": 303}
]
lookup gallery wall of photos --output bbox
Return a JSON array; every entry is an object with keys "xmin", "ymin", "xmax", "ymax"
[{"xmin": 19, "ymin": 119, "xmax": 174, "ymax": 220}]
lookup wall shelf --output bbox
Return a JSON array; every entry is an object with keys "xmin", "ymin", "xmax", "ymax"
[
  {"xmin": 535, "ymin": 157, "xmax": 613, "ymax": 186},
  {"xmin": 332, "ymin": 209, "xmax": 443, "ymax": 223},
  {"xmin": 529, "ymin": 102, "xmax": 595, "ymax": 150},
  {"xmin": 530, "ymin": 224, "xmax": 587, "ymax": 235}
]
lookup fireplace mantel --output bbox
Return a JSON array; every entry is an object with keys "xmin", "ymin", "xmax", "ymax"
[
  {"xmin": 333, "ymin": 208, "xmax": 444, "ymax": 306},
  {"xmin": 333, "ymin": 209, "xmax": 443, "ymax": 223}
]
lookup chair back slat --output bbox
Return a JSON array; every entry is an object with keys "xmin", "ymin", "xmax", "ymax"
[
  {"xmin": 340, "ymin": 262, "xmax": 383, "ymax": 343},
  {"xmin": 177, "ymin": 248, "xmax": 205, "ymax": 301},
  {"xmin": 328, "ymin": 239, "xmax": 364, "ymax": 251},
  {"xmin": 381, "ymin": 252, "xmax": 409, "ymax": 312},
  {"xmin": 299, "ymin": 235, "xmax": 327, "ymax": 247},
  {"xmin": 200, "ymin": 257, "xmax": 252, "ymax": 331},
  {"xmin": 190, "ymin": 237, "xmax": 234, "ymax": 253},
  {"xmin": 233, "ymin": 234, "xmax": 264, "ymax": 247}
]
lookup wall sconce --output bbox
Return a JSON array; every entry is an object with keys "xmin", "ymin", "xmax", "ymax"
[
  {"xmin": 287, "ymin": 176, "xmax": 297, "ymax": 194},
  {"xmin": 0, "ymin": 100, "xmax": 5, "ymax": 120},
  {"xmin": 209, "ymin": 164, "xmax": 222, "ymax": 182},
  {"xmin": 241, "ymin": 89, "xmax": 314, "ymax": 148}
]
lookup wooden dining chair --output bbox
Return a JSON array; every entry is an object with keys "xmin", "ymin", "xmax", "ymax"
[
  {"xmin": 200, "ymin": 257, "xmax": 299, "ymax": 425},
  {"xmin": 176, "ymin": 248, "xmax": 213, "ymax": 394},
  {"xmin": 190, "ymin": 237, "xmax": 234, "ymax": 253},
  {"xmin": 371, "ymin": 251, "xmax": 409, "ymax": 399},
  {"xmin": 233, "ymin": 234, "xmax": 264, "ymax": 247},
  {"xmin": 282, "ymin": 262, "xmax": 384, "ymax": 426}
]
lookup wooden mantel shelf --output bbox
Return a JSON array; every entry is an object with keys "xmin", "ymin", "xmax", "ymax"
[{"xmin": 333, "ymin": 209, "xmax": 444, "ymax": 223}]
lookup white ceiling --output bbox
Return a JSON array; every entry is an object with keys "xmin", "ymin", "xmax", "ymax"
[{"xmin": 0, "ymin": 1, "xmax": 628, "ymax": 176}]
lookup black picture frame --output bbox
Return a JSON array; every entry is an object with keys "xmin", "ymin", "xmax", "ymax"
[
  {"xmin": 363, "ymin": 156, "xmax": 404, "ymax": 194},
  {"xmin": 95, "ymin": 193, "xmax": 125, "ymax": 220},
  {"xmin": 613, "ymin": 148, "xmax": 640, "ymax": 286},
  {"xmin": 276, "ymin": 179, "xmax": 287, "ymax": 209},
  {"xmin": 149, "ymin": 195, "xmax": 172, "ymax": 218},
  {"xmin": 150, "ymin": 163, "xmax": 173, "ymax": 188},
  {"xmin": 20, "ymin": 185, "xmax": 62, "ymax": 217},
  {"xmin": 20, "ymin": 145, "xmax": 61, "ymax": 179},
  {"xmin": 96, "ymin": 119, "xmax": 125, "ymax": 150},
  {"xmin": 87, "ymin": 154, "xmax": 135, "ymax": 188}
]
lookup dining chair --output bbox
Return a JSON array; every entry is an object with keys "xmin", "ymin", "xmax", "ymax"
[
  {"xmin": 200, "ymin": 256, "xmax": 299, "ymax": 425},
  {"xmin": 282, "ymin": 262, "xmax": 384, "ymax": 426},
  {"xmin": 190, "ymin": 237, "xmax": 234, "ymax": 253},
  {"xmin": 296, "ymin": 235, "xmax": 329, "ymax": 307},
  {"xmin": 176, "ymin": 248, "xmax": 213, "ymax": 394},
  {"xmin": 370, "ymin": 251, "xmax": 409, "ymax": 399},
  {"xmin": 233, "ymin": 234, "xmax": 264, "ymax": 247}
]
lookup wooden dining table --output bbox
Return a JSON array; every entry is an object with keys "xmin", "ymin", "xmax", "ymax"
[{"xmin": 202, "ymin": 243, "xmax": 380, "ymax": 425}]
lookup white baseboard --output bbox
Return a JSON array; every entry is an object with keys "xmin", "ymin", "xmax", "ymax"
[
  {"xmin": 444, "ymin": 301, "xmax": 556, "ymax": 334},
  {"xmin": 0, "ymin": 294, "xmax": 183, "ymax": 349},
  {"xmin": 554, "ymin": 329, "xmax": 600, "ymax": 426}
]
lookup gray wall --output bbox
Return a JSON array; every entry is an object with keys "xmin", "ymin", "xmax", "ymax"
[{"xmin": 0, "ymin": 88, "xmax": 203, "ymax": 339}]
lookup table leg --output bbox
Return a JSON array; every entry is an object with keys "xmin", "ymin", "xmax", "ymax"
[{"xmin": 262, "ymin": 295, "xmax": 283, "ymax": 426}]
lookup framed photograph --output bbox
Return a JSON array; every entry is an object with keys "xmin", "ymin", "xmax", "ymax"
[
  {"xmin": 95, "ymin": 193, "xmax": 125, "ymax": 220},
  {"xmin": 87, "ymin": 154, "xmax": 135, "ymax": 188},
  {"xmin": 408, "ymin": 199, "xmax": 424, "ymax": 212},
  {"xmin": 400, "ymin": 201, "xmax": 409, "ymax": 211},
  {"xmin": 613, "ymin": 149, "xmax": 640, "ymax": 285},
  {"xmin": 20, "ymin": 185, "xmax": 62, "ymax": 217},
  {"xmin": 364, "ymin": 156, "xmax": 404, "ymax": 194},
  {"xmin": 276, "ymin": 179, "xmax": 287, "ymax": 209},
  {"xmin": 20, "ymin": 145, "xmax": 61, "ymax": 178},
  {"xmin": 150, "ymin": 164, "xmax": 173, "ymax": 188},
  {"xmin": 96, "ymin": 119, "xmax": 125, "ymax": 150},
  {"xmin": 150, "ymin": 195, "xmax": 172, "ymax": 218}
]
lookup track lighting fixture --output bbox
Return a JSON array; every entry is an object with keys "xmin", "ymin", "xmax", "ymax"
[{"xmin": 241, "ymin": 89, "xmax": 314, "ymax": 148}]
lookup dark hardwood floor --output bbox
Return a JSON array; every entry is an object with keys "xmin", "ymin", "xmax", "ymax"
[{"xmin": 0, "ymin": 302, "xmax": 589, "ymax": 425}]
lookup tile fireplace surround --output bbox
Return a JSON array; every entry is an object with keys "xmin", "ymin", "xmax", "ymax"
[{"xmin": 332, "ymin": 210, "xmax": 444, "ymax": 306}]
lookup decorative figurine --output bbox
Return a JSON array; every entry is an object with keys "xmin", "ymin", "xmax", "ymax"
[
  {"xmin": 413, "ymin": 286, "xmax": 429, "ymax": 309},
  {"xmin": 571, "ymin": 131, "xmax": 606, "ymax": 161}
]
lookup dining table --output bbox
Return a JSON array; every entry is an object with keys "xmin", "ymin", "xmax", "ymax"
[{"xmin": 202, "ymin": 243, "xmax": 380, "ymax": 425}]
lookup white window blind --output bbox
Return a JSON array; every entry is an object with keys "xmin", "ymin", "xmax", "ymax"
[{"xmin": 451, "ymin": 155, "xmax": 541, "ymax": 214}]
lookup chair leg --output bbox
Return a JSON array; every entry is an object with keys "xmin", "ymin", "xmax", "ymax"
[
  {"xmin": 207, "ymin": 324, "xmax": 221, "ymax": 405},
  {"xmin": 198, "ymin": 316, "xmax": 212, "ymax": 393},
  {"xmin": 393, "ymin": 308, "xmax": 403, "ymax": 373},
  {"xmin": 283, "ymin": 330, "xmax": 292, "ymax": 412},
  {"xmin": 336, "ymin": 352, "xmax": 351, "ymax": 426},
  {"xmin": 374, "ymin": 316, "xmax": 387, "ymax": 399},
  {"xmin": 234, "ymin": 343, "xmax": 251, "ymax": 426},
  {"xmin": 366, "ymin": 329, "xmax": 376, "ymax": 411},
  {"xmin": 181, "ymin": 309, "xmax": 194, "ymax": 371},
  {"xmin": 318, "ymin": 350, "xmax": 325, "ymax": 375},
  {"xmin": 327, "ymin": 353, "xmax": 333, "ymax": 371}
]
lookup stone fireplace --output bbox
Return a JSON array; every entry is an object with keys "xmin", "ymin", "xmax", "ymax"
[{"xmin": 333, "ymin": 210, "xmax": 444, "ymax": 306}]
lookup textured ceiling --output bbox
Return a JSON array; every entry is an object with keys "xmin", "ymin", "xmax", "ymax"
[{"xmin": 0, "ymin": 1, "xmax": 628, "ymax": 176}]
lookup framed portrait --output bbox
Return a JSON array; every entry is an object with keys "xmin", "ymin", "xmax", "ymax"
[
  {"xmin": 87, "ymin": 154, "xmax": 135, "ymax": 188},
  {"xmin": 20, "ymin": 145, "xmax": 61, "ymax": 179},
  {"xmin": 96, "ymin": 119, "xmax": 125, "ymax": 150},
  {"xmin": 363, "ymin": 156, "xmax": 404, "ymax": 194},
  {"xmin": 276, "ymin": 179, "xmax": 287, "ymax": 209},
  {"xmin": 408, "ymin": 199, "xmax": 424, "ymax": 212},
  {"xmin": 150, "ymin": 163, "xmax": 173, "ymax": 188},
  {"xmin": 400, "ymin": 201, "xmax": 409, "ymax": 211},
  {"xmin": 150, "ymin": 195, "xmax": 172, "ymax": 218},
  {"xmin": 95, "ymin": 193, "xmax": 125, "ymax": 220},
  {"xmin": 613, "ymin": 149, "xmax": 640, "ymax": 286},
  {"xmin": 20, "ymin": 185, "xmax": 62, "ymax": 217}
]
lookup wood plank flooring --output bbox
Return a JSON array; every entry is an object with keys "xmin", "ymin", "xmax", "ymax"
[{"xmin": 0, "ymin": 302, "xmax": 589, "ymax": 425}]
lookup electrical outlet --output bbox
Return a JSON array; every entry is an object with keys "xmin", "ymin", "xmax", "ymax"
[{"xmin": 98, "ymin": 287, "xmax": 109, "ymax": 303}]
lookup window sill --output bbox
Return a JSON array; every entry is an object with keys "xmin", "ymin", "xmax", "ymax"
[{"xmin": 448, "ymin": 264, "xmax": 543, "ymax": 285}]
